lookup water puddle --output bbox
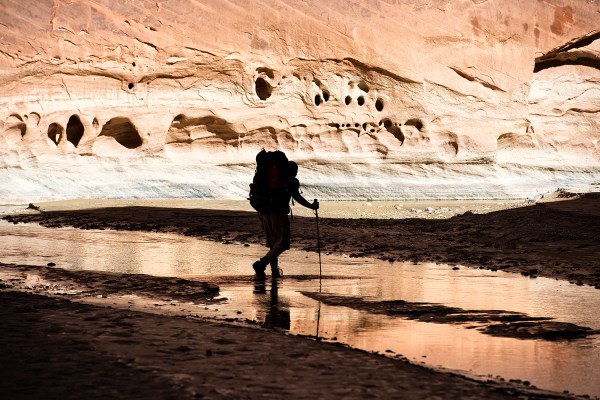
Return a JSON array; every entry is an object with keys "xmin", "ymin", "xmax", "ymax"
[{"xmin": 1, "ymin": 220, "xmax": 599, "ymax": 397}]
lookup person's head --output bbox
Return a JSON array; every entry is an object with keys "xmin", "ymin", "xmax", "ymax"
[{"xmin": 288, "ymin": 161, "xmax": 298, "ymax": 178}]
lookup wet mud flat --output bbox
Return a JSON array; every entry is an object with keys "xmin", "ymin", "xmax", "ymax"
[
  {"xmin": 0, "ymin": 264, "xmax": 586, "ymax": 400},
  {"xmin": 5, "ymin": 191, "xmax": 600, "ymax": 289}
]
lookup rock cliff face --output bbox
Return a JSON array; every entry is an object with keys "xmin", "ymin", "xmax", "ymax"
[{"xmin": 0, "ymin": 0, "xmax": 599, "ymax": 201}]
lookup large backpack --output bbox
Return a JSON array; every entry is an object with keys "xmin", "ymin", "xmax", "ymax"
[{"xmin": 249, "ymin": 150, "xmax": 293, "ymax": 213}]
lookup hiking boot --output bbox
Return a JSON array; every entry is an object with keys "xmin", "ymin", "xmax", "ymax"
[
  {"xmin": 271, "ymin": 267, "xmax": 283, "ymax": 279},
  {"xmin": 253, "ymin": 259, "xmax": 267, "ymax": 276}
]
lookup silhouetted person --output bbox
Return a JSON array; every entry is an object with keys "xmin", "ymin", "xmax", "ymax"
[{"xmin": 249, "ymin": 150, "xmax": 318, "ymax": 278}]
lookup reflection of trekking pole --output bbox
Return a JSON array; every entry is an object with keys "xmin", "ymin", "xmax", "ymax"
[
  {"xmin": 314, "ymin": 199, "xmax": 322, "ymax": 284},
  {"xmin": 315, "ymin": 299, "xmax": 321, "ymax": 339}
]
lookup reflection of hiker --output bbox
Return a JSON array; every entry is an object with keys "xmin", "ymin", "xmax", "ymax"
[
  {"xmin": 264, "ymin": 280, "xmax": 290, "ymax": 329},
  {"xmin": 249, "ymin": 149, "xmax": 319, "ymax": 278},
  {"xmin": 253, "ymin": 279, "xmax": 290, "ymax": 330}
]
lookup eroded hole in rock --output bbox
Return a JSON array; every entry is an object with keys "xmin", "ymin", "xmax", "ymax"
[
  {"xmin": 99, "ymin": 117, "xmax": 143, "ymax": 149},
  {"xmin": 448, "ymin": 140, "xmax": 459, "ymax": 154},
  {"xmin": 128, "ymin": 82, "xmax": 135, "ymax": 90},
  {"xmin": 375, "ymin": 98, "xmax": 384, "ymax": 112},
  {"xmin": 385, "ymin": 124, "xmax": 405, "ymax": 144},
  {"xmin": 92, "ymin": 118, "xmax": 99, "ymax": 129},
  {"xmin": 315, "ymin": 94, "xmax": 322, "ymax": 106},
  {"xmin": 405, "ymin": 118, "xmax": 424, "ymax": 131},
  {"xmin": 357, "ymin": 96, "xmax": 365, "ymax": 106},
  {"xmin": 5, "ymin": 114, "xmax": 26, "ymax": 138},
  {"xmin": 255, "ymin": 77, "xmax": 272, "ymax": 100},
  {"xmin": 362, "ymin": 123, "xmax": 367, "ymax": 130},
  {"xmin": 256, "ymin": 67, "xmax": 275, "ymax": 79},
  {"xmin": 313, "ymin": 78, "xmax": 332, "ymax": 103},
  {"xmin": 345, "ymin": 95, "xmax": 352, "ymax": 105},
  {"xmin": 29, "ymin": 112, "xmax": 41, "ymax": 126},
  {"xmin": 166, "ymin": 114, "xmax": 238, "ymax": 144},
  {"xmin": 66, "ymin": 115, "xmax": 84, "ymax": 147},
  {"xmin": 166, "ymin": 115, "xmax": 192, "ymax": 144},
  {"xmin": 497, "ymin": 132, "xmax": 534, "ymax": 150},
  {"xmin": 534, "ymin": 32, "xmax": 600, "ymax": 73},
  {"xmin": 47, "ymin": 123, "xmax": 64, "ymax": 145},
  {"xmin": 358, "ymin": 80, "xmax": 370, "ymax": 92},
  {"xmin": 15, "ymin": 123, "xmax": 26, "ymax": 138}
]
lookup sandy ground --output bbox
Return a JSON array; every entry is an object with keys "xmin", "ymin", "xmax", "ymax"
[{"xmin": 1, "ymin": 189, "xmax": 599, "ymax": 399}]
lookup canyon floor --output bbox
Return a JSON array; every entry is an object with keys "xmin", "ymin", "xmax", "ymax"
[{"xmin": 1, "ymin": 189, "xmax": 599, "ymax": 399}]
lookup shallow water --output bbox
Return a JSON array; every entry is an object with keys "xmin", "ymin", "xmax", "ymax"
[{"xmin": 1, "ymin": 219, "xmax": 599, "ymax": 397}]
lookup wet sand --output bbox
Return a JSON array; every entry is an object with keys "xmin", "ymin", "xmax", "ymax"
[{"xmin": 1, "ymin": 190, "xmax": 599, "ymax": 399}]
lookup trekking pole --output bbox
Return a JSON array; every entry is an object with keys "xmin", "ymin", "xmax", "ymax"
[
  {"xmin": 313, "ymin": 199, "xmax": 323, "ymax": 337},
  {"xmin": 314, "ymin": 199, "xmax": 322, "ymax": 287}
]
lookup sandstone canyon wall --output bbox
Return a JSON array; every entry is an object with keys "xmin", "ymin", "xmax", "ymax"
[{"xmin": 0, "ymin": 0, "xmax": 599, "ymax": 202}]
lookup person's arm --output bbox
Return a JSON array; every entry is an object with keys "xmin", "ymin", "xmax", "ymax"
[{"xmin": 290, "ymin": 179, "xmax": 318, "ymax": 209}]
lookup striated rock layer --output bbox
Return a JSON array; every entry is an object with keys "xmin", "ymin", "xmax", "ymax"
[{"xmin": 0, "ymin": 0, "xmax": 599, "ymax": 201}]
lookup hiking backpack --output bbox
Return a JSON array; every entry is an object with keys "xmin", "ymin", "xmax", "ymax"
[{"xmin": 249, "ymin": 150, "xmax": 293, "ymax": 213}]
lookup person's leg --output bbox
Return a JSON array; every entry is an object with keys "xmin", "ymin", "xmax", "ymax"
[
  {"xmin": 269, "ymin": 256, "xmax": 278, "ymax": 270},
  {"xmin": 254, "ymin": 213, "xmax": 290, "ymax": 276},
  {"xmin": 253, "ymin": 214, "xmax": 274, "ymax": 276},
  {"xmin": 264, "ymin": 213, "xmax": 290, "ymax": 277}
]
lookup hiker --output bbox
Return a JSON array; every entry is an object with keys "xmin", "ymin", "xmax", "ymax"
[{"xmin": 249, "ymin": 149, "xmax": 319, "ymax": 278}]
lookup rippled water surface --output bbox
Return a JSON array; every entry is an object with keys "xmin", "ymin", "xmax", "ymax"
[{"xmin": 1, "ymin": 214, "xmax": 599, "ymax": 397}]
